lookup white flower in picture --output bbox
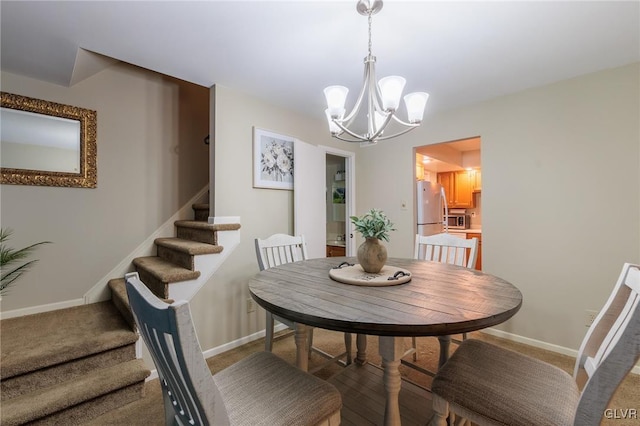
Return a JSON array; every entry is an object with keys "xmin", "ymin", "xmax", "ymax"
[{"xmin": 253, "ymin": 128, "xmax": 295, "ymax": 190}]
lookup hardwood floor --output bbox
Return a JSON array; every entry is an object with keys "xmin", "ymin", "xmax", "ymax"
[{"xmin": 327, "ymin": 362, "xmax": 433, "ymax": 426}]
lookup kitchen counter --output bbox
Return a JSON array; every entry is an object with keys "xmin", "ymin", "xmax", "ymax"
[
  {"xmin": 326, "ymin": 240, "xmax": 346, "ymax": 247},
  {"xmin": 448, "ymin": 229, "xmax": 482, "ymax": 234}
]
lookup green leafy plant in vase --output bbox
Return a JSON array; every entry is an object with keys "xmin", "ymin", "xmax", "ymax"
[
  {"xmin": 0, "ymin": 228, "xmax": 51, "ymax": 298},
  {"xmin": 350, "ymin": 208, "xmax": 396, "ymax": 273}
]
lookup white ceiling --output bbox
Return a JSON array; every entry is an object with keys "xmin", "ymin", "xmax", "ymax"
[{"xmin": 1, "ymin": 1, "xmax": 638, "ymax": 124}]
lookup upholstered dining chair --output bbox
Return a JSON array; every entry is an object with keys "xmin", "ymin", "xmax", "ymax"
[
  {"xmin": 429, "ymin": 262, "xmax": 640, "ymax": 426},
  {"xmin": 255, "ymin": 233, "xmax": 352, "ymax": 368},
  {"xmin": 125, "ymin": 272, "xmax": 342, "ymax": 426},
  {"xmin": 408, "ymin": 233, "xmax": 479, "ymax": 365}
]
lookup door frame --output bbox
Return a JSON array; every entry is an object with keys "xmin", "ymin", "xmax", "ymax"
[{"xmin": 319, "ymin": 145, "xmax": 356, "ymax": 256}]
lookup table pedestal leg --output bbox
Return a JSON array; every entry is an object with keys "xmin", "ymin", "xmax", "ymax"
[
  {"xmin": 356, "ymin": 334, "xmax": 368, "ymax": 365},
  {"xmin": 379, "ymin": 336, "xmax": 405, "ymax": 426},
  {"xmin": 437, "ymin": 335, "xmax": 451, "ymax": 369},
  {"xmin": 294, "ymin": 323, "xmax": 309, "ymax": 372}
]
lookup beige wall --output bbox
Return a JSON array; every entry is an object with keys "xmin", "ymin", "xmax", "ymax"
[
  {"xmin": 355, "ymin": 63, "xmax": 640, "ymax": 350},
  {"xmin": 189, "ymin": 85, "xmax": 353, "ymax": 350},
  {"xmin": 0, "ymin": 65, "xmax": 209, "ymax": 310}
]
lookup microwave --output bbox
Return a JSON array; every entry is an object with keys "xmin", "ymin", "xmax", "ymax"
[{"xmin": 446, "ymin": 214, "xmax": 470, "ymax": 229}]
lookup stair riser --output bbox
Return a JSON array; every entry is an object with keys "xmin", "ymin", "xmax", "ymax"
[
  {"xmin": 1, "ymin": 344, "xmax": 136, "ymax": 401},
  {"xmin": 135, "ymin": 269, "xmax": 169, "ymax": 299},
  {"xmin": 109, "ymin": 279, "xmax": 135, "ymax": 331},
  {"xmin": 176, "ymin": 226, "xmax": 217, "ymax": 245},
  {"xmin": 193, "ymin": 208, "xmax": 209, "ymax": 221},
  {"xmin": 157, "ymin": 245, "xmax": 195, "ymax": 271},
  {"xmin": 25, "ymin": 382, "xmax": 146, "ymax": 426}
]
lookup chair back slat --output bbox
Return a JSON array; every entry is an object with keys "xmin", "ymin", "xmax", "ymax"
[
  {"xmin": 573, "ymin": 263, "xmax": 640, "ymax": 425},
  {"xmin": 126, "ymin": 272, "xmax": 224, "ymax": 426},
  {"xmin": 255, "ymin": 234, "xmax": 308, "ymax": 271},
  {"xmin": 414, "ymin": 233, "xmax": 478, "ymax": 269}
]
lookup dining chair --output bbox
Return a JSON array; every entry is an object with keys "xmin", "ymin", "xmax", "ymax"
[
  {"xmin": 408, "ymin": 233, "xmax": 479, "ymax": 366},
  {"xmin": 255, "ymin": 233, "xmax": 352, "ymax": 369},
  {"xmin": 414, "ymin": 232, "xmax": 478, "ymax": 269},
  {"xmin": 429, "ymin": 262, "xmax": 640, "ymax": 426},
  {"xmin": 125, "ymin": 272, "xmax": 342, "ymax": 426}
]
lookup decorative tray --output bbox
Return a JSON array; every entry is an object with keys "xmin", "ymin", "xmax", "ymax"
[{"xmin": 328, "ymin": 262, "xmax": 411, "ymax": 286}]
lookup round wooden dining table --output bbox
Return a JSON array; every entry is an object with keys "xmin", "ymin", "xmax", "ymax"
[{"xmin": 249, "ymin": 257, "xmax": 522, "ymax": 426}]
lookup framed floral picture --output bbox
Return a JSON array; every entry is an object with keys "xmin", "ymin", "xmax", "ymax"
[{"xmin": 253, "ymin": 127, "xmax": 294, "ymax": 190}]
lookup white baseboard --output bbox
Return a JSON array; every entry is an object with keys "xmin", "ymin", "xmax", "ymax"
[
  {"xmin": 145, "ymin": 323, "xmax": 288, "ymax": 382},
  {"xmin": 0, "ymin": 298, "xmax": 84, "ymax": 320},
  {"xmin": 482, "ymin": 327, "xmax": 640, "ymax": 375},
  {"xmin": 481, "ymin": 328, "xmax": 579, "ymax": 358}
]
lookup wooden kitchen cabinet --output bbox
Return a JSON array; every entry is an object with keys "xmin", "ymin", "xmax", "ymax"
[
  {"xmin": 326, "ymin": 245, "xmax": 346, "ymax": 257},
  {"xmin": 437, "ymin": 172, "xmax": 454, "ymax": 207},
  {"xmin": 438, "ymin": 171, "xmax": 475, "ymax": 208},
  {"xmin": 467, "ymin": 232, "xmax": 482, "ymax": 270},
  {"xmin": 453, "ymin": 171, "xmax": 474, "ymax": 208},
  {"xmin": 473, "ymin": 170, "xmax": 482, "ymax": 192}
]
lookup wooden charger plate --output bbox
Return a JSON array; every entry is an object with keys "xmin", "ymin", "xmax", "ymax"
[{"xmin": 328, "ymin": 263, "xmax": 411, "ymax": 286}]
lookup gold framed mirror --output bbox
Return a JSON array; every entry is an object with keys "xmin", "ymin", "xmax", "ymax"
[{"xmin": 1, "ymin": 92, "xmax": 97, "ymax": 188}]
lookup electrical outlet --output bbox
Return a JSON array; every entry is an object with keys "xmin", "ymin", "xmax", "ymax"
[
  {"xmin": 585, "ymin": 310, "xmax": 598, "ymax": 327},
  {"xmin": 246, "ymin": 298, "xmax": 256, "ymax": 313}
]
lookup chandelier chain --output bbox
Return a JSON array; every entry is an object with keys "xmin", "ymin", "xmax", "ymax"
[{"xmin": 368, "ymin": 12, "xmax": 373, "ymax": 57}]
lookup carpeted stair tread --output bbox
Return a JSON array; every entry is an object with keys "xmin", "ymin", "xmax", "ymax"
[
  {"xmin": 1, "ymin": 359, "xmax": 150, "ymax": 426},
  {"xmin": 1, "ymin": 343, "xmax": 136, "ymax": 401},
  {"xmin": 109, "ymin": 277, "xmax": 174, "ymax": 315},
  {"xmin": 133, "ymin": 256, "xmax": 201, "ymax": 283},
  {"xmin": 154, "ymin": 237, "xmax": 223, "ymax": 254},
  {"xmin": 175, "ymin": 220, "xmax": 241, "ymax": 231},
  {"xmin": 0, "ymin": 301, "xmax": 138, "ymax": 379}
]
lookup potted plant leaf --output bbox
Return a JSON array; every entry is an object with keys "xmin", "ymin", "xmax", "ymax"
[
  {"xmin": 350, "ymin": 208, "xmax": 396, "ymax": 273},
  {"xmin": 0, "ymin": 228, "xmax": 50, "ymax": 298}
]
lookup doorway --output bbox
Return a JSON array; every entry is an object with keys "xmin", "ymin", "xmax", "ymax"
[
  {"xmin": 414, "ymin": 136, "xmax": 482, "ymax": 268},
  {"xmin": 326, "ymin": 154, "xmax": 346, "ymax": 254},
  {"xmin": 323, "ymin": 147, "xmax": 356, "ymax": 256},
  {"xmin": 293, "ymin": 142, "xmax": 355, "ymax": 258},
  {"xmin": 414, "ymin": 137, "xmax": 482, "ymax": 225}
]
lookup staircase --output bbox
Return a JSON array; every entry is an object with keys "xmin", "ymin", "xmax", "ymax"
[{"xmin": 0, "ymin": 203, "xmax": 241, "ymax": 424}]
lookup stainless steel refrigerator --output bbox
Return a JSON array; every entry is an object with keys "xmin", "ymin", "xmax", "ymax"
[{"xmin": 416, "ymin": 181, "xmax": 447, "ymax": 236}]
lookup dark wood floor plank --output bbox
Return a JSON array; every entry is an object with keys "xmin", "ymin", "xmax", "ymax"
[{"xmin": 328, "ymin": 363, "xmax": 433, "ymax": 425}]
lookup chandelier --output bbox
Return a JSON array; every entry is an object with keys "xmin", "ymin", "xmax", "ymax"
[{"xmin": 324, "ymin": 0, "xmax": 429, "ymax": 145}]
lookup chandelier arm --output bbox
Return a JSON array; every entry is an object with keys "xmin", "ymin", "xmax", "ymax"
[
  {"xmin": 342, "ymin": 58, "xmax": 373, "ymax": 124},
  {"xmin": 333, "ymin": 133, "xmax": 370, "ymax": 143},
  {"xmin": 367, "ymin": 75, "xmax": 376, "ymax": 136},
  {"xmin": 332, "ymin": 119, "xmax": 374, "ymax": 142},
  {"xmin": 373, "ymin": 125, "xmax": 419, "ymax": 141},
  {"xmin": 331, "ymin": 117, "xmax": 418, "ymax": 143},
  {"xmin": 390, "ymin": 114, "xmax": 420, "ymax": 127},
  {"xmin": 371, "ymin": 75, "xmax": 385, "ymax": 114},
  {"xmin": 368, "ymin": 111, "xmax": 394, "ymax": 141}
]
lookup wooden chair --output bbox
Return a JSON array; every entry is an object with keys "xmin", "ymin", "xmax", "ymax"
[
  {"xmin": 125, "ymin": 272, "xmax": 342, "ymax": 426},
  {"xmin": 414, "ymin": 232, "xmax": 478, "ymax": 269},
  {"xmin": 429, "ymin": 262, "xmax": 640, "ymax": 426},
  {"xmin": 408, "ymin": 233, "xmax": 479, "ymax": 366},
  {"xmin": 255, "ymin": 234, "xmax": 352, "ymax": 369}
]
